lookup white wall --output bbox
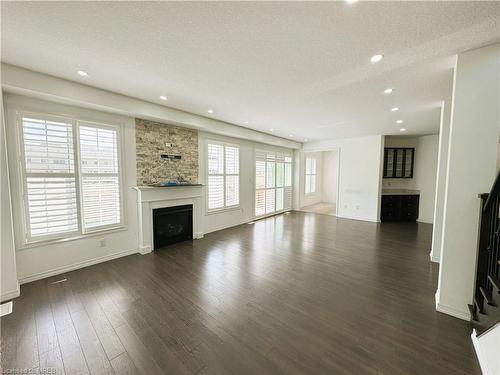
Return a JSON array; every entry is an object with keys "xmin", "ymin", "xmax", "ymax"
[
  {"xmin": 414, "ymin": 135, "xmax": 439, "ymax": 224},
  {"xmin": 2, "ymin": 64, "xmax": 300, "ymax": 150},
  {"xmin": 299, "ymin": 152, "xmax": 323, "ymax": 207},
  {"xmin": 472, "ymin": 324, "xmax": 500, "ymax": 375},
  {"xmin": 321, "ymin": 150, "xmax": 338, "ymax": 204},
  {"xmin": 382, "ymin": 137, "xmax": 419, "ymax": 190},
  {"xmin": 1, "ymin": 64, "xmax": 301, "ymax": 285},
  {"xmin": 4, "ymin": 94, "xmax": 140, "ymax": 283},
  {"xmin": 383, "ymin": 135, "xmax": 439, "ymax": 224},
  {"xmin": 431, "ymin": 101, "xmax": 452, "ymax": 263},
  {"xmin": 303, "ymin": 135, "xmax": 384, "ymax": 222},
  {"xmin": 198, "ymin": 132, "xmax": 296, "ymax": 235},
  {"xmin": 437, "ymin": 43, "xmax": 500, "ymax": 321},
  {"xmin": 1, "ymin": 91, "xmax": 19, "ymax": 301}
]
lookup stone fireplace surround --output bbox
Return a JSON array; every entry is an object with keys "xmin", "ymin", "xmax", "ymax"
[{"xmin": 133, "ymin": 185, "xmax": 203, "ymax": 254}]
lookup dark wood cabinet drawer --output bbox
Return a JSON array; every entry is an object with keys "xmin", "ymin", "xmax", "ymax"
[{"xmin": 381, "ymin": 194, "xmax": 419, "ymax": 222}]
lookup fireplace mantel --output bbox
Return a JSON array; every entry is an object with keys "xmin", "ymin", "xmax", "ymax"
[{"xmin": 133, "ymin": 185, "xmax": 203, "ymax": 254}]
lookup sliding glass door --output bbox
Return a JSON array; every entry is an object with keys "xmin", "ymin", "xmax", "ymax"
[{"xmin": 255, "ymin": 150, "xmax": 292, "ymax": 217}]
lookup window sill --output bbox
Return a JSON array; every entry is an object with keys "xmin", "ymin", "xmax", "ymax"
[
  {"xmin": 17, "ymin": 225, "xmax": 128, "ymax": 251},
  {"xmin": 206, "ymin": 205, "xmax": 242, "ymax": 215}
]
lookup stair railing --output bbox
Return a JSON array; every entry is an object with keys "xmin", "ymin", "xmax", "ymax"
[{"xmin": 471, "ymin": 170, "xmax": 500, "ymax": 333}]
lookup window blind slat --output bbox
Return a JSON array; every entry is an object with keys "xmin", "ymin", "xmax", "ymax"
[
  {"xmin": 208, "ymin": 175, "xmax": 224, "ymax": 209},
  {"xmin": 25, "ymin": 176, "xmax": 78, "ymax": 236},
  {"xmin": 22, "ymin": 115, "xmax": 78, "ymax": 238},
  {"xmin": 79, "ymin": 124, "xmax": 121, "ymax": 231},
  {"xmin": 20, "ymin": 115, "xmax": 123, "ymax": 241},
  {"xmin": 207, "ymin": 143, "xmax": 239, "ymax": 210},
  {"xmin": 255, "ymin": 150, "xmax": 292, "ymax": 216}
]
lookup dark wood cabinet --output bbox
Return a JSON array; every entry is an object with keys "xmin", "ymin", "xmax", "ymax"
[
  {"xmin": 383, "ymin": 148, "xmax": 414, "ymax": 178},
  {"xmin": 381, "ymin": 194, "xmax": 419, "ymax": 221}
]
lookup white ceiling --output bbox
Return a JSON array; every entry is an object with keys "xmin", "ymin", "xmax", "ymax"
[{"xmin": 2, "ymin": 1, "xmax": 499, "ymax": 142}]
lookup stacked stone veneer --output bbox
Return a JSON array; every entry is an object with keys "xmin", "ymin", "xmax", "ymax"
[{"xmin": 135, "ymin": 118, "xmax": 198, "ymax": 185}]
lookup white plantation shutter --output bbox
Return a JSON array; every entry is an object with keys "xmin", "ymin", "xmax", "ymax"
[
  {"xmin": 225, "ymin": 146, "xmax": 239, "ymax": 206},
  {"xmin": 305, "ymin": 157, "xmax": 317, "ymax": 194},
  {"xmin": 207, "ymin": 142, "xmax": 239, "ymax": 210},
  {"xmin": 208, "ymin": 175, "xmax": 224, "ymax": 209},
  {"xmin": 255, "ymin": 190, "xmax": 265, "ymax": 216},
  {"xmin": 225, "ymin": 146, "xmax": 239, "ymax": 175},
  {"xmin": 79, "ymin": 124, "xmax": 122, "ymax": 231},
  {"xmin": 17, "ymin": 112, "xmax": 124, "ymax": 244},
  {"xmin": 21, "ymin": 116, "xmax": 78, "ymax": 239},
  {"xmin": 255, "ymin": 150, "xmax": 293, "ymax": 217},
  {"xmin": 225, "ymin": 176, "xmax": 239, "ymax": 206},
  {"xmin": 208, "ymin": 143, "xmax": 224, "ymax": 174},
  {"xmin": 276, "ymin": 188, "xmax": 284, "ymax": 211}
]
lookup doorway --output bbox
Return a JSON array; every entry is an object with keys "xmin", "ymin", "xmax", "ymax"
[{"xmin": 299, "ymin": 149, "xmax": 339, "ymax": 216}]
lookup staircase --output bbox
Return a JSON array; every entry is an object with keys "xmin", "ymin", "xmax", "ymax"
[{"xmin": 469, "ymin": 172, "xmax": 500, "ymax": 336}]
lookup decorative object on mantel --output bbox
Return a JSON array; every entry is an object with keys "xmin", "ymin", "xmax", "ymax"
[
  {"xmin": 161, "ymin": 154, "xmax": 181, "ymax": 160},
  {"xmin": 135, "ymin": 118, "xmax": 198, "ymax": 185}
]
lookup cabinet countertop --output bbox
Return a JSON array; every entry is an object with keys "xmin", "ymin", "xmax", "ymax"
[{"xmin": 382, "ymin": 189, "xmax": 420, "ymax": 196}]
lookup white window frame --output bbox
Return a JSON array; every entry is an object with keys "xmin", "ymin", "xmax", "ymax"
[
  {"xmin": 305, "ymin": 156, "xmax": 317, "ymax": 195},
  {"xmin": 206, "ymin": 140, "xmax": 240, "ymax": 213},
  {"xmin": 14, "ymin": 110, "xmax": 125, "ymax": 246},
  {"xmin": 254, "ymin": 150, "xmax": 293, "ymax": 218},
  {"xmin": 76, "ymin": 121, "xmax": 124, "ymax": 234}
]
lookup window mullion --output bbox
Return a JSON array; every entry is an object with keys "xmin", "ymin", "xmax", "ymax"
[{"xmin": 73, "ymin": 122, "xmax": 84, "ymax": 235}]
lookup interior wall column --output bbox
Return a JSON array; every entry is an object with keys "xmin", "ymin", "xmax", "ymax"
[
  {"xmin": 430, "ymin": 100, "xmax": 451, "ymax": 263},
  {"xmin": 1, "ymin": 90, "xmax": 20, "ymax": 302},
  {"xmin": 436, "ymin": 43, "xmax": 500, "ymax": 320}
]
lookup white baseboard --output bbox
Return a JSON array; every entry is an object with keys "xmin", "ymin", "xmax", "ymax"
[
  {"xmin": 471, "ymin": 326, "xmax": 500, "ymax": 375},
  {"xmin": 336, "ymin": 214, "xmax": 379, "ymax": 223},
  {"xmin": 19, "ymin": 248, "xmax": 138, "ymax": 284},
  {"xmin": 139, "ymin": 246, "xmax": 152, "ymax": 255},
  {"xmin": 429, "ymin": 252, "xmax": 440, "ymax": 263},
  {"xmin": 1, "ymin": 282, "xmax": 20, "ymax": 302},
  {"xmin": 436, "ymin": 301, "xmax": 470, "ymax": 321},
  {"xmin": 472, "ymin": 329, "xmax": 489, "ymax": 375}
]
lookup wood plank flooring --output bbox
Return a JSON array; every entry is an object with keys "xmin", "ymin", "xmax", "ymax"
[
  {"xmin": 1, "ymin": 212, "xmax": 480, "ymax": 374},
  {"xmin": 300, "ymin": 203, "xmax": 336, "ymax": 216}
]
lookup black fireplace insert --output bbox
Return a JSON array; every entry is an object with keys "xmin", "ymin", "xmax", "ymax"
[{"xmin": 152, "ymin": 205, "xmax": 193, "ymax": 249}]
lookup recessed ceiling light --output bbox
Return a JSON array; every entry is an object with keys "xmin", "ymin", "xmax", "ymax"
[
  {"xmin": 391, "ymin": 107, "xmax": 399, "ymax": 112},
  {"xmin": 289, "ymin": 134, "xmax": 294, "ymax": 138},
  {"xmin": 370, "ymin": 54, "xmax": 384, "ymax": 63},
  {"xmin": 269, "ymin": 128, "xmax": 275, "ymax": 132},
  {"xmin": 207, "ymin": 109, "xmax": 214, "ymax": 114},
  {"xmin": 244, "ymin": 121, "xmax": 249, "ymax": 124},
  {"xmin": 384, "ymin": 88, "xmax": 393, "ymax": 94},
  {"xmin": 77, "ymin": 70, "xmax": 88, "ymax": 77},
  {"xmin": 345, "ymin": 0, "xmax": 358, "ymax": 3},
  {"xmin": 159, "ymin": 95, "xmax": 167, "ymax": 101},
  {"xmin": 304, "ymin": 138, "xmax": 308, "ymax": 142},
  {"xmin": 400, "ymin": 128, "xmax": 406, "ymax": 132},
  {"xmin": 396, "ymin": 120, "xmax": 404, "ymax": 124}
]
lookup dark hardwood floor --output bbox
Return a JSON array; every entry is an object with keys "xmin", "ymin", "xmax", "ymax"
[{"xmin": 1, "ymin": 211, "xmax": 480, "ymax": 374}]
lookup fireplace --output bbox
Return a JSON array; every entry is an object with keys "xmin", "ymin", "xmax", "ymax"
[{"xmin": 152, "ymin": 204, "xmax": 193, "ymax": 249}]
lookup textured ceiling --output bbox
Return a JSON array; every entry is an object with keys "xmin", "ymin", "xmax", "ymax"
[{"xmin": 2, "ymin": 1, "xmax": 499, "ymax": 141}]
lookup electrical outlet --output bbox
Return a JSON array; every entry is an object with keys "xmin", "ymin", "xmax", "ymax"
[
  {"xmin": 99, "ymin": 239, "xmax": 106, "ymax": 248},
  {"xmin": 165, "ymin": 142, "xmax": 173, "ymax": 148},
  {"xmin": 356, "ymin": 205, "xmax": 360, "ymax": 210}
]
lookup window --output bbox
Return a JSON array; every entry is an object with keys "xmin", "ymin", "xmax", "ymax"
[
  {"xmin": 305, "ymin": 157, "xmax": 317, "ymax": 194},
  {"xmin": 255, "ymin": 150, "xmax": 292, "ymax": 217},
  {"xmin": 79, "ymin": 123, "xmax": 121, "ymax": 231},
  {"xmin": 18, "ymin": 112, "xmax": 123, "ymax": 243},
  {"xmin": 207, "ymin": 142, "xmax": 239, "ymax": 210}
]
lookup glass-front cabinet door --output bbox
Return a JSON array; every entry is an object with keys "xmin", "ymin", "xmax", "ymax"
[{"xmin": 383, "ymin": 147, "xmax": 414, "ymax": 179}]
